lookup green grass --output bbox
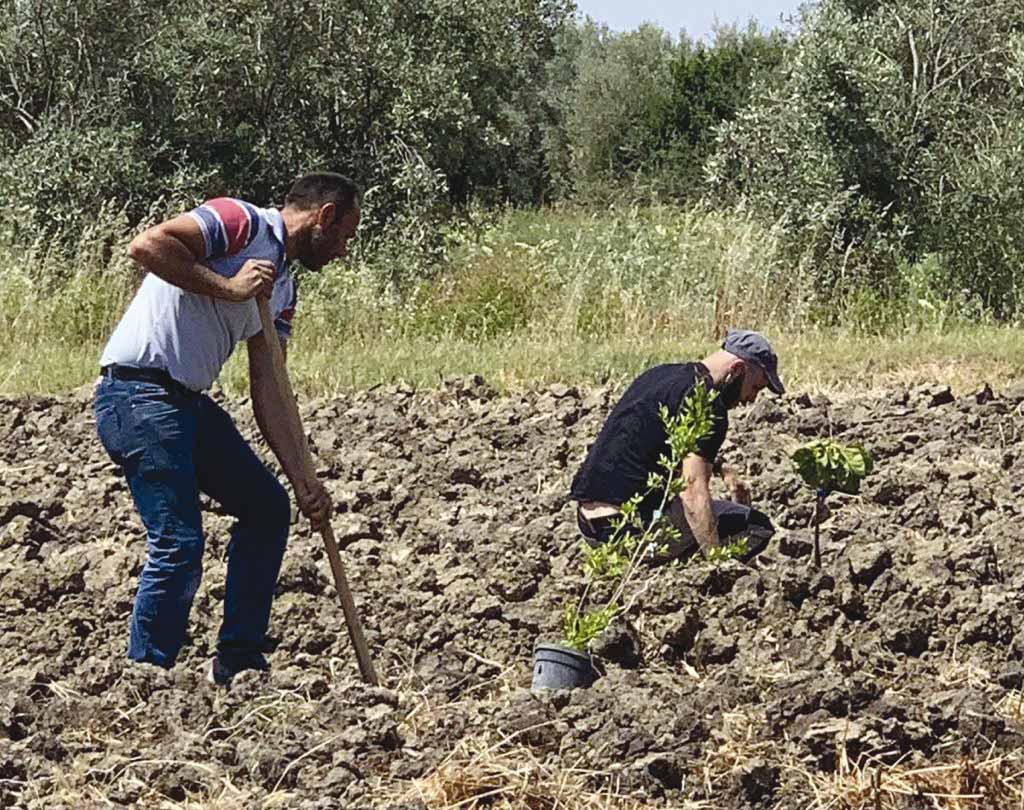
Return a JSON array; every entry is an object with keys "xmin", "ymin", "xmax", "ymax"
[
  {"xmin": 228, "ymin": 328, "xmax": 1021, "ymax": 396},
  {"xmin": 2, "ymin": 204, "xmax": 1021, "ymax": 397}
]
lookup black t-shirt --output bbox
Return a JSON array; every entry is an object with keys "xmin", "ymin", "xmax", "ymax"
[{"xmin": 570, "ymin": 363, "xmax": 728, "ymax": 520}]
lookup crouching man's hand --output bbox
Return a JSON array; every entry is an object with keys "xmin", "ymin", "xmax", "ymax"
[
  {"xmin": 295, "ymin": 476, "xmax": 332, "ymax": 532},
  {"xmin": 721, "ymin": 464, "xmax": 752, "ymax": 506}
]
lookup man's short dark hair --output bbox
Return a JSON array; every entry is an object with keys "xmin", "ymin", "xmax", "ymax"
[{"xmin": 285, "ymin": 172, "xmax": 362, "ymax": 220}]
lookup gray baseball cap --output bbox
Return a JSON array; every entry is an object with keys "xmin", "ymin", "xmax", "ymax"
[{"xmin": 722, "ymin": 329, "xmax": 785, "ymax": 395}]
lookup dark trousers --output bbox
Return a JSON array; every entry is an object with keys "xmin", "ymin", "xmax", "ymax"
[
  {"xmin": 578, "ymin": 499, "xmax": 774, "ymax": 556},
  {"xmin": 94, "ymin": 375, "xmax": 290, "ymax": 668}
]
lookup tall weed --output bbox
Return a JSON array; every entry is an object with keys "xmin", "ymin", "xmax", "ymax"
[
  {"xmin": 0, "ymin": 206, "xmax": 137, "ymax": 390},
  {"xmin": 0, "ymin": 202, "xmax": 1017, "ymax": 395}
]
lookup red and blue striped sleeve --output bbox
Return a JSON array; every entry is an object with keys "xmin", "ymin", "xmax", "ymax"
[{"xmin": 187, "ymin": 198, "xmax": 261, "ymax": 259}]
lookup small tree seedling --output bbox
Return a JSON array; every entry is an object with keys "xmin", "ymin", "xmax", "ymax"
[
  {"xmin": 702, "ymin": 535, "xmax": 750, "ymax": 567},
  {"xmin": 790, "ymin": 439, "xmax": 874, "ymax": 568},
  {"xmin": 562, "ymin": 604, "xmax": 616, "ymax": 652}
]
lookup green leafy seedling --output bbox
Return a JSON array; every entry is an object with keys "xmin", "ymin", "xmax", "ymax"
[
  {"xmin": 563, "ymin": 605, "xmax": 617, "ymax": 652},
  {"xmin": 790, "ymin": 439, "xmax": 874, "ymax": 567},
  {"xmin": 792, "ymin": 439, "xmax": 874, "ymax": 494},
  {"xmin": 703, "ymin": 535, "xmax": 750, "ymax": 567},
  {"xmin": 582, "ymin": 528, "xmax": 642, "ymax": 580}
]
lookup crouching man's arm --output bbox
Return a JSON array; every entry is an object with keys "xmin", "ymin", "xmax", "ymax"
[
  {"xmin": 680, "ymin": 454, "xmax": 718, "ymax": 551},
  {"xmin": 247, "ymin": 331, "xmax": 331, "ymax": 531}
]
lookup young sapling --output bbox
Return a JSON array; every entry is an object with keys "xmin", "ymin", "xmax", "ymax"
[{"xmin": 790, "ymin": 439, "xmax": 874, "ymax": 567}]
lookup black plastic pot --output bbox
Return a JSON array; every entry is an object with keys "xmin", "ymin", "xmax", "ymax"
[{"xmin": 531, "ymin": 643, "xmax": 599, "ymax": 691}]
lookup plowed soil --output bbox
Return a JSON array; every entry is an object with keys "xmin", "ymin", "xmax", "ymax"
[{"xmin": 3, "ymin": 378, "xmax": 1024, "ymax": 808}]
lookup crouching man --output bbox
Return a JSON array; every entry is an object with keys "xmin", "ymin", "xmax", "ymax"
[{"xmin": 570, "ymin": 330, "xmax": 783, "ymax": 560}]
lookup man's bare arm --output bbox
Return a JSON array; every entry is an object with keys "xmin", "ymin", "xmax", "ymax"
[
  {"xmin": 247, "ymin": 332, "xmax": 331, "ymax": 529},
  {"xmin": 127, "ymin": 214, "xmax": 274, "ymax": 302},
  {"xmin": 680, "ymin": 454, "xmax": 718, "ymax": 551}
]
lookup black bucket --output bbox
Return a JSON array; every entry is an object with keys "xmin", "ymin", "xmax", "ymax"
[{"xmin": 531, "ymin": 643, "xmax": 599, "ymax": 691}]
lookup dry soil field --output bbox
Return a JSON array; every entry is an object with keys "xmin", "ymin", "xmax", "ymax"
[{"xmin": 2, "ymin": 378, "xmax": 1024, "ymax": 808}]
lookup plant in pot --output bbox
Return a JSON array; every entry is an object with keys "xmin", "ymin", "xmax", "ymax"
[
  {"xmin": 790, "ymin": 438, "xmax": 874, "ymax": 568},
  {"xmin": 532, "ymin": 383, "xmax": 715, "ymax": 691}
]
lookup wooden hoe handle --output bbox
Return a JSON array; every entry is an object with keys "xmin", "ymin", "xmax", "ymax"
[{"xmin": 257, "ymin": 297, "xmax": 380, "ymax": 685}]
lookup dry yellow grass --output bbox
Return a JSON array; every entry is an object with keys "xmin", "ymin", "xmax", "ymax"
[
  {"xmin": 3, "ymin": 204, "xmax": 1021, "ymax": 397},
  {"xmin": 223, "ymin": 327, "xmax": 1021, "ymax": 400},
  {"xmin": 801, "ymin": 750, "xmax": 1024, "ymax": 809},
  {"xmin": 385, "ymin": 735, "xmax": 670, "ymax": 810}
]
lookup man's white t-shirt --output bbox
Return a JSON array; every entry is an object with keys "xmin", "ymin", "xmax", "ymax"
[{"xmin": 100, "ymin": 198, "xmax": 297, "ymax": 392}]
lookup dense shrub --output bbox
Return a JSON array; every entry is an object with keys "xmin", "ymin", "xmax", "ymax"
[
  {"xmin": 0, "ymin": 0, "xmax": 572, "ymax": 242},
  {"xmin": 543, "ymin": 21, "xmax": 785, "ymax": 200},
  {"xmin": 549, "ymin": 22, "xmax": 677, "ymax": 198},
  {"xmin": 706, "ymin": 0, "xmax": 1024, "ymax": 314},
  {"xmin": 653, "ymin": 25, "xmax": 787, "ymax": 195}
]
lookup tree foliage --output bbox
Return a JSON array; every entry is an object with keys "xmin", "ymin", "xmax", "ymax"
[
  {"xmin": 543, "ymin": 21, "xmax": 786, "ymax": 199},
  {"xmin": 653, "ymin": 24, "xmax": 787, "ymax": 193},
  {"xmin": 706, "ymin": 0, "xmax": 1024, "ymax": 313},
  {"xmin": 0, "ymin": 1, "xmax": 782, "ymax": 241},
  {"xmin": 0, "ymin": 0, "xmax": 572, "ymax": 241},
  {"xmin": 2, "ymin": 0, "xmax": 1018, "ymax": 319}
]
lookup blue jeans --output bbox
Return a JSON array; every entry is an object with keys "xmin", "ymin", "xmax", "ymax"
[{"xmin": 94, "ymin": 375, "xmax": 291, "ymax": 669}]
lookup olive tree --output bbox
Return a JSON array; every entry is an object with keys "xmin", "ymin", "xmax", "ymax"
[
  {"xmin": 0, "ymin": 0, "xmax": 574, "ymax": 255},
  {"xmin": 706, "ymin": 0, "xmax": 1024, "ymax": 314}
]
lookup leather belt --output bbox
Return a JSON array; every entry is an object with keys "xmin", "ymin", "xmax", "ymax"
[{"xmin": 100, "ymin": 364, "xmax": 196, "ymax": 397}]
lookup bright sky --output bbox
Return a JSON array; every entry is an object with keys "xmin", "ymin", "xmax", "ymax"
[{"xmin": 573, "ymin": 0, "xmax": 803, "ymax": 41}]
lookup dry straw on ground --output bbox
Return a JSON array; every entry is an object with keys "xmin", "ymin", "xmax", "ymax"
[
  {"xmin": 394, "ymin": 733, "xmax": 671, "ymax": 810},
  {"xmin": 800, "ymin": 748, "xmax": 1024, "ymax": 809}
]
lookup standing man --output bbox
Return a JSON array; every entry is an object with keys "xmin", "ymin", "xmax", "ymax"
[
  {"xmin": 570, "ymin": 329, "xmax": 784, "ymax": 558},
  {"xmin": 94, "ymin": 172, "xmax": 360, "ymax": 684}
]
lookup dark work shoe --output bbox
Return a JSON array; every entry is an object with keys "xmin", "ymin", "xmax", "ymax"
[
  {"xmin": 206, "ymin": 657, "xmax": 233, "ymax": 687},
  {"xmin": 738, "ymin": 531, "xmax": 772, "ymax": 562},
  {"xmin": 205, "ymin": 654, "xmax": 269, "ymax": 687}
]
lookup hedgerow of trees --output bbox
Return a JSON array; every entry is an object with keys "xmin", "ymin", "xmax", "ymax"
[
  {"xmin": 1, "ymin": 0, "xmax": 1021, "ymax": 316},
  {"xmin": 0, "ymin": 0, "xmax": 571, "ymax": 241},
  {"xmin": 0, "ymin": 0, "xmax": 786, "ymax": 228},
  {"xmin": 708, "ymin": 0, "xmax": 1024, "ymax": 313}
]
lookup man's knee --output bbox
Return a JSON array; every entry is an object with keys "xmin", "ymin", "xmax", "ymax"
[
  {"xmin": 147, "ymin": 529, "xmax": 204, "ymax": 571},
  {"xmin": 253, "ymin": 477, "xmax": 291, "ymax": 541}
]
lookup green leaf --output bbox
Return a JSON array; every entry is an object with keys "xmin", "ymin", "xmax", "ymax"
[
  {"xmin": 563, "ymin": 604, "xmax": 617, "ymax": 651},
  {"xmin": 791, "ymin": 439, "xmax": 875, "ymax": 494}
]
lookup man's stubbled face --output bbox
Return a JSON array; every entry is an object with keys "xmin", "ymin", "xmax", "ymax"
[{"xmin": 720, "ymin": 369, "xmax": 745, "ymax": 410}]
